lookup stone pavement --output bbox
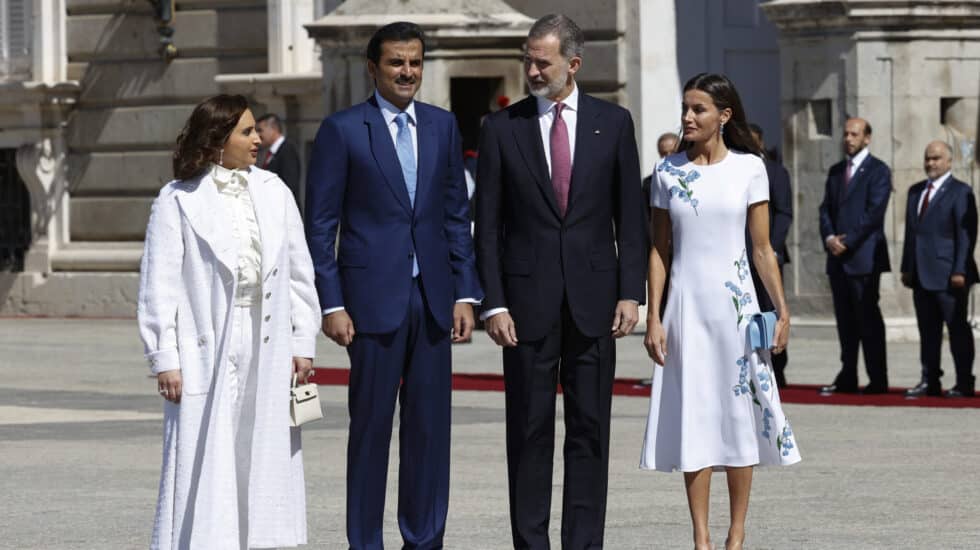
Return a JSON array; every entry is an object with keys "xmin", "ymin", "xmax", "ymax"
[{"xmin": 1, "ymin": 318, "xmax": 979, "ymax": 549}]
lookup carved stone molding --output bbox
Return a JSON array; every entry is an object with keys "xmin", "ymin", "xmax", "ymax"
[{"xmin": 15, "ymin": 136, "xmax": 69, "ymax": 272}]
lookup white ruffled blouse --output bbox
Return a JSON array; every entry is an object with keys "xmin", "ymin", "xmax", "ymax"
[{"xmin": 210, "ymin": 164, "xmax": 263, "ymax": 306}]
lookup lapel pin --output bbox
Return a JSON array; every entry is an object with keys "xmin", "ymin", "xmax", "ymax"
[{"xmin": 594, "ymin": 129, "xmax": 601, "ymax": 135}]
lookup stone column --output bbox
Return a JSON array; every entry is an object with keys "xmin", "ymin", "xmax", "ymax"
[
  {"xmin": 267, "ymin": 0, "xmax": 318, "ymax": 74},
  {"xmin": 762, "ymin": 0, "xmax": 980, "ymax": 331}
]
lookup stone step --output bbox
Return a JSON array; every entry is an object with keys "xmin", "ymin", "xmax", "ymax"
[
  {"xmin": 70, "ymin": 197, "xmax": 152, "ymax": 241},
  {"xmin": 76, "ymin": 56, "xmax": 266, "ymax": 107},
  {"xmin": 67, "ymin": 8, "xmax": 266, "ymax": 62},
  {"xmin": 67, "ymin": 104, "xmax": 195, "ymax": 151},
  {"xmin": 69, "ymin": 151, "xmax": 174, "ymax": 196}
]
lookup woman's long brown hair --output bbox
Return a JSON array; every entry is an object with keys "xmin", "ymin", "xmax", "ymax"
[{"xmin": 172, "ymin": 94, "xmax": 249, "ymax": 180}]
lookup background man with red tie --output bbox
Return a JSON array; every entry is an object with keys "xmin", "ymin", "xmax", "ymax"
[
  {"xmin": 901, "ymin": 141, "xmax": 978, "ymax": 397},
  {"xmin": 475, "ymin": 14, "xmax": 647, "ymax": 549},
  {"xmin": 256, "ymin": 113, "xmax": 302, "ymax": 209},
  {"xmin": 818, "ymin": 117, "xmax": 893, "ymax": 395}
]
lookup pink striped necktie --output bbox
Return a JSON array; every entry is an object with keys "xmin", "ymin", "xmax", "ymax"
[{"xmin": 550, "ymin": 102, "xmax": 571, "ymax": 216}]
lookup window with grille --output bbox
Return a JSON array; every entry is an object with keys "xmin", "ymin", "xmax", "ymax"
[
  {"xmin": 0, "ymin": 0, "xmax": 33, "ymax": 80},
  {"xmin": 0, "ymin": 149, "xmax": 31, "ymax": 272}
]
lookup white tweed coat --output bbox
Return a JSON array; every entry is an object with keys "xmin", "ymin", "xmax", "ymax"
[{"xmin": 137, "ymin": 166, "xmax": 320, "ymax": 549}]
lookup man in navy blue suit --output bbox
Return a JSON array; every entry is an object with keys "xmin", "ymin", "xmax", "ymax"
[
  {"xmin": 901, "ymin": 141, "xmax": 978, "ymax": 398},
  {"xmin": 475, "ymin": 14, "xmax": 647, "ymax": 549},
  {"xmin": 818, "ymin": 117, "xmax": 892, "ymax": 394},
  {"xmin": 748, "ymin": 123, "xmax": 793, "ymax": 387},
  {"xmin": 305, "ymin": 22, "xmax": 483, "ymax": 549}
]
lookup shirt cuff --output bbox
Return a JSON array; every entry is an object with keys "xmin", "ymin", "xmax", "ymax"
[
  {"xmin": 824, "ymin": 235, "xmax": 835, "ymax": 245},
  {"xmin": 322, "ymin": 306, "xmax": 345, "ymax": 316},
  {"xmin": 146, "ymin": 348, "xmax": 180, "ymax": 375},
  {"xmin": 479, "ymin": 307, "xmax": 509, "ymax": 321},
  {"xmin": 456, "ymin": 298, "xmax": 481, "ymax": 305}
]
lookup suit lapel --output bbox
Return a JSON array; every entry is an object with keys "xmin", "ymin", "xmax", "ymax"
[
  {"xmin": 920, "ymin": 180, "xmax": 952, "ymax": 224},
  {"xmin": 175, "ymin": 173, "xmax": 236, "ymax": 273},
  {"xmin": 415, "ymin": 107, "xmax": 437, "ymax": 214},
  {"xmin": 247, "ymin": 169, "xmax": 284, "ymax": 280},
  {"xmin": 364, "ymin": 99, "xmax": 413, "ymax": 215},
  {"xmin": 512, "ymin": 99, "xmax": 561, "ymax": 219},
  {"xmin": 566, "ymin": 95, "xmax": 597, "ymax": 217}
]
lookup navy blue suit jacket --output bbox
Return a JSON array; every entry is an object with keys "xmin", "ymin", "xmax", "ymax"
[
  {"xmin": 900, "ymin": 176, "xmax": 979, "ymax": 291},
  {"xmin": 818, "ymin": 154, "xmax": 892, "ymax": 275},
  {"xmin": 474, "ymin": 94, "xmax": 648, "ymax": 341},
  {"xmin": 747, "ymin": 158, "xmax": 793, "ymax": 266},
  {"xmin": 305, "ymin": 96, "xmax": 483, "ymax": 334}
]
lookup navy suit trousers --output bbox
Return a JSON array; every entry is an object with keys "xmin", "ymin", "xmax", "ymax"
[{"xmin": 345, "ymin": 279, "xmax": 451, "ymax": 550}]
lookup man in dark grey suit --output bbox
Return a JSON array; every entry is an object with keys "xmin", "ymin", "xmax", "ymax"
[
  {"xmin": 747, "ymin": 124, "xmax": 793, "ymax": 387},
  {"xmin": 901, "ymin": 140, "xmax": 978, "ymax": 397},
  {"xmin": 256, "ymin": 113, "xmax": 302, "ymax": 209}
]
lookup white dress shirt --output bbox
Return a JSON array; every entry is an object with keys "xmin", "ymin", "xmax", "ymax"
[
  {"xmin": 917, "ymin": 170, "xmax": 951, "ymax": 216},
  {"xmin": 269, "ymin": 134, "xmax": 286, "ymax": 155},
  {"xmin": 211, "ymin": 164, "xmax": 263, "ymax": 306},
  {"xmin": 322, "ymin": 91, "xmax": 478, "ymax": 316}
]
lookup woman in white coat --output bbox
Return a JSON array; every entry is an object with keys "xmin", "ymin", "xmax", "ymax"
[{"xmin": 138, "ymin": 94, "xmax": 321, "ymax": 549}]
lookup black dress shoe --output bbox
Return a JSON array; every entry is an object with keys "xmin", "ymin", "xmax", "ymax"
[
  {"xmin": 904, "ymin": 382, "xmax": 941, "ymax": 398},
  {"xmin": 819, "ymin": 383, "xmax": 858, "ymax": 394},
  {"xmin": 946, "ymin": 388, "xmax": 975, "ymax": 398},
  {"xmin": 861, "ymin": 384, "xmax": 889, "ymax": 395}
]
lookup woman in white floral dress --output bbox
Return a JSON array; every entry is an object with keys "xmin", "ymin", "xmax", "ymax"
[{"xmin": 641, "ymin": 73, "xmax": 801, "ymax": 550}]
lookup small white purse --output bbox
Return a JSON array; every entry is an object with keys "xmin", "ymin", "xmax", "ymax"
[{"xmin": 290, "ymin": 372, "xmax": 323, "ymax": 427}]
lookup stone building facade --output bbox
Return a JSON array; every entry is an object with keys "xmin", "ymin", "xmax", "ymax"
[{"xmin": 2, "ymin": 0, "xmax": 978, "ymax": 331}]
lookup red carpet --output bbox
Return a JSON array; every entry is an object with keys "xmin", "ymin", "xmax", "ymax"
[{"xmin": 309, "ymin": 368, "xmax": 980, "ymax": 409}]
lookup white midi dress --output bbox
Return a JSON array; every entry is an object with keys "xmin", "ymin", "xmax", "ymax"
[{"xmin": 640, "ymin": 150, "xmax": 801, "ymax": 472}]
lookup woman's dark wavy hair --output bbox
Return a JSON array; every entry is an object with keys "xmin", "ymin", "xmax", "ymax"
[
  {"xmin": 678, "ymin": 73, "xmax": 761, "ymax": 156},
  {"xmin": 173, "ymin": 94, "xmax": 249, "ymax": 180}
]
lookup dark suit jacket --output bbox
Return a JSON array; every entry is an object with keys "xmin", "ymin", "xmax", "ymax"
[
  {"xmin": 900, "ymin": 176, "xmax": 979, "ymax": 291},
  {"xmin": 818, "ymin": 153, "xmax": 892, "ymax": 275},
  {"xmin": 474, "ymin": 94, "xmax": 648, "ymax": 341},
  {"xmin": 305, "ymin": 96, "xmax": 483, "ymax": 334},
  {"xmin": 747, "ymin": 158, "xmax": 793, "ymax": 266},
  {"xmin": 267, "ymin": 139, "xmax": 302, "ymax": 207}
]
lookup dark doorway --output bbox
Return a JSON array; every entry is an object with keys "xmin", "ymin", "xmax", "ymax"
[
  {"xmin": 0, "ymin": 149, "xmax": 31, "ymax": 272},
  {"xmin": 450, "ymin": 77, "xmax": 505, "ymax": 153}
]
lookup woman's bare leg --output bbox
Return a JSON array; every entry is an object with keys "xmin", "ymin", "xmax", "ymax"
[
  {"xmin": 725, "ymin": 466, "xmax": 753, "ymax": 549},
  {"xmin": 684, "ymin": 468, "xmax": 713, "ymax": 549}
]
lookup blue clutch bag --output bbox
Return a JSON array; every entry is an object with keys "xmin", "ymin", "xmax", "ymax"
[{"xmin": 748, "ymin": 311, "xmax": 778, "ymax": 351}]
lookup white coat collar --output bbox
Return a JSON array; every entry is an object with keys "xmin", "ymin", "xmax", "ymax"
[{"xmin": 176, "ymin": 166, "xmax": 283, "ymax": 278}]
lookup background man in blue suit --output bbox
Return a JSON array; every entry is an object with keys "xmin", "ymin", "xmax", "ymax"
[
  {"xmin": 818, "ymin": 117, "xmax": 892, "ymax": 395},
  {"xmin": 305, "ymin": 22, "xmax": 483, "ymax": 549},
  {"xmin": 748, "ymin": 123, "xmax": 793, "ymax": 387},
  {"xmin": 901, "ymin": 141, "xmax": 978, "ymax": 398}
]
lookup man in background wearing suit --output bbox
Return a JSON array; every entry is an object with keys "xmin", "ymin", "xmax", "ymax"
[
  {"xmin": 901, "ymin": 141, "xmax": 978, "ymax": 398},
  {"xmin": 475, "ymin": 14, "xmax": 647, "ymax": 549},
  {"xmin": 818, "ymin": 117, "xmax": 892, "ymax": 395},
  {"xmin": 748, "ymin": 123, "xmax": 793, "ymax": 388},
  {"xmin": 256, "ymin": 113, "xmax": 302, "ymax": 209},
  {"xmin": 305, "ymin": 22, "xmax": 483, "ymax": 549}
]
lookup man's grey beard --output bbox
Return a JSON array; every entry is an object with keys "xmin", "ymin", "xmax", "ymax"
[{"xmin": 527, "ymin": 66, "xmax": 569, "ymax": 99}]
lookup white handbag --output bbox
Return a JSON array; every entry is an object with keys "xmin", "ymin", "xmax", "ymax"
[{"xmin": 290, "ymin": 372, "xmax": 323, "ymax": 427}]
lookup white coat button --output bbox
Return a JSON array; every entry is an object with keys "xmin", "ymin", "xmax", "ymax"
[
  {"xmin": 273, "ymin": 268, "xmax": 278, "ymax": 276},
  {"xmin": 265, "ymin": 292, "xmax": 271, "ymax": 299},
  {"xmin": 264, "ymin": 315, "xmax": 270, "ymax": 322},
  {"xmin": 198, "ymin": 336, "xmax": 206, "ymax": 346},
  {"xmin": 263, "ymin": 336, "xmax": 270, "ymax": 343}
]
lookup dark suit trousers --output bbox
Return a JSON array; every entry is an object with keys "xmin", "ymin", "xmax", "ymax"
[
  {"xmin": 828, "ymin": 269, "xmax": 889, "ymax": 389},
  {"xmin": 913, "ymin": 285, "xmax": 975, "ymax": 391},
  {"xmin": 346, "ymin": 279, "xmax": 451, "ymax": 550},
  {"xmin": 502, "ymin": 301, "xmax": 615, "ymax": 550},
  {"xmin": 750, "ymin": 264, "xmax": 788, "ymax": 379}
]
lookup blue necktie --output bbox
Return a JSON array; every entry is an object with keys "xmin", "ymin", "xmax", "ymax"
[
  {"xmin": 395, "ymin": 112, "xmax": 417, "ymax": 206},
  {"xmin": 394, "ymin": 112, "xmax": 419, "ymax": 276}
]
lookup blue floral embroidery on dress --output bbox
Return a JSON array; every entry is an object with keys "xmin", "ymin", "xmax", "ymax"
[
  {"xmin": 657, "ymin": 159, "xmax": 701, "ymax": 215},
  {"xmin": 724, "ymin": 249, "xmax": 753, "ymax": 328},
  {"xmin": 777, "ymin": 423, "xmax": 796, "ymax": 456},
  {"xmin": 761, "ymin": 408, "xmax": 774, "ymax": 441}
]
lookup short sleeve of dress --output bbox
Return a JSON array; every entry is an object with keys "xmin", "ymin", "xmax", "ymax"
[
  {"xmin": 746, "ymin": 155, "xmax": 770, "ymax": 206},
  {"xmin": 651, "ymin": 160, "xmax": 671, "ymax": 209}
]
